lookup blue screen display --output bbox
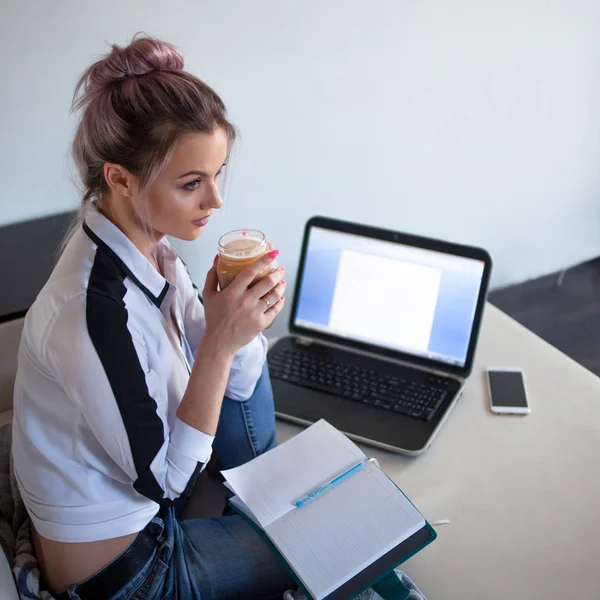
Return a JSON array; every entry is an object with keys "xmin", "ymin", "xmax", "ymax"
[{"xmin": 294, "ymin": 227, "xmax": 485, "ymax": 367}]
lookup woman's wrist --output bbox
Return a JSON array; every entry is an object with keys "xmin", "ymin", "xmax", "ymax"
[{"xmin": 197, "ymin": 332, "xmax": 236, "ymax": 365}]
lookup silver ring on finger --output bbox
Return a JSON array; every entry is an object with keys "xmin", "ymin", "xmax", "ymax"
[{"xmin": 263, "ymin": 297, "xmax": 270, "ymax": 308}]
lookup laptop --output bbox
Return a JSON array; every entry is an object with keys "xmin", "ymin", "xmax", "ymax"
[{"xmin": 268, "ymin": 216, "xmax": 492, "ymax": 454}]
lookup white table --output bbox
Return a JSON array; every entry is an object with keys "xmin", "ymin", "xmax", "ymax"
[{"xmin": 275, "ymin": 305, "xmax": 600, "ymax": 599}]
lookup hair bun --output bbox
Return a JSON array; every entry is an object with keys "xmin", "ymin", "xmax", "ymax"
[
  {"xmin": 75, "ymin": 35, "xmax": 184, "ymax": 102},
  {"xmin": 107, "ymin": 36, "xmax": 184, "ymax": 79}
]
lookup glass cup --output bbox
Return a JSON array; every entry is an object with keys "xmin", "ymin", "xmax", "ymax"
[{"xmin": 217, "ymin": 229, "xmax": 277, "ymax": 290}]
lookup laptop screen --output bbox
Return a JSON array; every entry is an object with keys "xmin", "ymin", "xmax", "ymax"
[{"xmin": 293, "ymin": 227, "xmax": 486, "ymax": 368}]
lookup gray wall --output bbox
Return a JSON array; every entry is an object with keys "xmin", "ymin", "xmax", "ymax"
[{"xmin": 2, "ymin": 0, "xmax": 600, "ymax": 336}]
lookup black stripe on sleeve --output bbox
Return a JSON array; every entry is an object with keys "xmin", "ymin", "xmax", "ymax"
[
  {"xmin": 172, "ymin": 461, "xmax": 205, "ymax": 519},
  {"xmin": 86, "ymin": 249, "xmax": 167, "ymax": 504}
]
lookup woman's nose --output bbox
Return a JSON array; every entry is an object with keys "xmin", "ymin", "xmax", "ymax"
[{"xmin": 203, "ymin": 182, "xmax": 223, "ymax": 209}]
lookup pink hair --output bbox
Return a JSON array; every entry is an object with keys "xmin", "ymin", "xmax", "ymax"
[{"xmin": 71, "ymin": 35, "xmax": 236, "ymax": 206}]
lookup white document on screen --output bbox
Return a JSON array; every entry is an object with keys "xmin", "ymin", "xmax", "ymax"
[{"xmin": 328, "ymin": 250, "xmax": 442, "ymax": 353}]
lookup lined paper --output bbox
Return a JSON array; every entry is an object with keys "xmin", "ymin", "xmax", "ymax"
[
  {"xmin": 222, "ymin": 420, "xmax": 366, "ymax": 527},
  {"xmin": 266, "ymin": 463, "xmax": 425, "ymax": 599}
]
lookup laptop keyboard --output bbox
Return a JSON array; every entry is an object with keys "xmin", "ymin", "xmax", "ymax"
[{"xmin": 268, "ymin": 348, "xmax": 451, "ymax": 421}]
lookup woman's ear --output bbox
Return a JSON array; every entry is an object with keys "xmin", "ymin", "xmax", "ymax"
[{"xmin": 103, "ymin": 163, "xmax": 138, "ymax": 199}]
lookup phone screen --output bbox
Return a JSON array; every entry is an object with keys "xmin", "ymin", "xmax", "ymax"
[{"xmin": 488, "ymin": 370, "xmax": 528, "ymax": 408}]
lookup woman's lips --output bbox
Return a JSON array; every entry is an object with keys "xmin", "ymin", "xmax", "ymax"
[{"xmin": 192, "ymin": 216, "xmax": 209, "ymax": 227}]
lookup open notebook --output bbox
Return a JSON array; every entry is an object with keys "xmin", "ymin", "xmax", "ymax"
[{"xmin": 222, "ymin": 420, "xmax": 430, "ymax": 600}]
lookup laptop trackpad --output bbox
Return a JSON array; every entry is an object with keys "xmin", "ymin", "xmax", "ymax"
[{"xmin": 273, "ymin": 381, "xmax": 345, "ymax": 422}]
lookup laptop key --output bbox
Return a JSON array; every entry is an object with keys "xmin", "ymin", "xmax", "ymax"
[
  {"xmin": 297, "ymin": 379, "xmax": 343, "ymax": 397},
  {"xmin": 375, "ymin": 400, "xmax": 393, "ymax": 410},
  {"xmin": 374, "ymin": 390, "xmax": 401, "ymax": 402},
  {"xmin": 424, "ymin": 392, "xmax": 448, "ymax": 421}
]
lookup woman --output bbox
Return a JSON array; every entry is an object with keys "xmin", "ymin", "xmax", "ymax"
[{"xmin": 12, "ymin": 36, "xmax": 295, "ymax": 599}]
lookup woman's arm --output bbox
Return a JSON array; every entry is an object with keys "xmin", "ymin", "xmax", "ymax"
[
  {"xmin": 46, "ymin": 294, "xmax": 213, "ymax": 503},
  {"xmin": 176, "ymin": 253, "xmax": 277, "ymax": 401},
  {"xmin": 177, "ymin": 253, "xmax": 285, "ymax": 434},
  {"xmin": 176, "ymin": 335, "xmax": 233, "ymax": 436},
  {"xmin": 45, "ymin": 255, "xmax": 282, "ymax": 504}
]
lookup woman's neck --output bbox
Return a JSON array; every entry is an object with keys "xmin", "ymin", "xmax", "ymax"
[{"xmin": 97, "ymin": 195, "xmax": 162, "ymax": 270}]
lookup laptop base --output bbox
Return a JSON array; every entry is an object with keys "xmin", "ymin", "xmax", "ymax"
[{"xmin": 270, "ymin": 336, "xmax": 463, "ymax": 455}]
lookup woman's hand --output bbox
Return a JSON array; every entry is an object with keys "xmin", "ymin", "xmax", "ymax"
[{"xmin": 202, "ymin": 251, "xmax": 286, "ymax": 357}]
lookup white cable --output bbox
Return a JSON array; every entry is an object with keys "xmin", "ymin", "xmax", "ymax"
[{"xmin": 431, "ymin": 519, "xmax": 451, "ymax": 526}]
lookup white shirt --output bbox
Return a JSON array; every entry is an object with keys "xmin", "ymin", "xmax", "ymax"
[{"xmin": 12, "ymin": 207, "xmax": 267, "ymax": 542}]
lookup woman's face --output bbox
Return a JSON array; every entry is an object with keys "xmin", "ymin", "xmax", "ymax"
[{"xmin": 143, "ymin": 127, "xmax": 229, "ymax": 241}]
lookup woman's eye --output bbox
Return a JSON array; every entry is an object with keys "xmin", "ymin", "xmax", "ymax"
[{"xmin": 183, "ymin": 178, "xmax": 202, "ymax": 191}]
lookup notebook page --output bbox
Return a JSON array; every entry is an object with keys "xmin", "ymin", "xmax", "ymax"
[
  {"xmin": 222, "ymin": 420, "xmax": 366, "ymax": 528},
  {"xmin": 265, "ymin": 462, "xmax": 425, "ymax": 600}
]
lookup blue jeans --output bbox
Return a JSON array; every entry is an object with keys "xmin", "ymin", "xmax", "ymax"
[{"xmin": 63, "ymin": 362, "xmax": 296, "ymax": 600}]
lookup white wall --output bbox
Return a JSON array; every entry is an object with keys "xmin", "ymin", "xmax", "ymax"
[{"xmin": 2, "ymin": 0, "xmax": 600, "ymax": 337}]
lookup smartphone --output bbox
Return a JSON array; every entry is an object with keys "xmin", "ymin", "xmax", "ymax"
[{"xmin": 486, "ymin": 367, "xmax": 530, "ymax": 414}]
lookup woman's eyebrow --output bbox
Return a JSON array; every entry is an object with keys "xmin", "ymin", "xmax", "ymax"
[
  {"xmin": 177, "ymin": 162, "xmax": 227, "ymax": 179},
  {"xmin": 177, "ymin": 170, "xmax": 208, "ymax": 179}
]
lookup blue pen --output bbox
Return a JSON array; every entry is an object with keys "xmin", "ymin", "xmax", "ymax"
[{"xmin": 295, "ymin": 460, "xmax": 366, "ymax": 508}]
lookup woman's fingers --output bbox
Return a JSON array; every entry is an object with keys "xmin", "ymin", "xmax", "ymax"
[
  {"xmin": 250, "ymin": 268, "xmax": 285, "ymax": 299},
  {"xmin": 264, "ymin": 295, "xmax": 285, "ymax": 328},
  {"xmin": 202, "ymin": 264, "xmax": 219, "ymax": 302},
  {"xmin": 260, "ymin": 281, "xmax": 286, "ymax": 311},
  {"xmin": 230, "ymin": 250, "xmax": 280, "ymax": 292}
]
